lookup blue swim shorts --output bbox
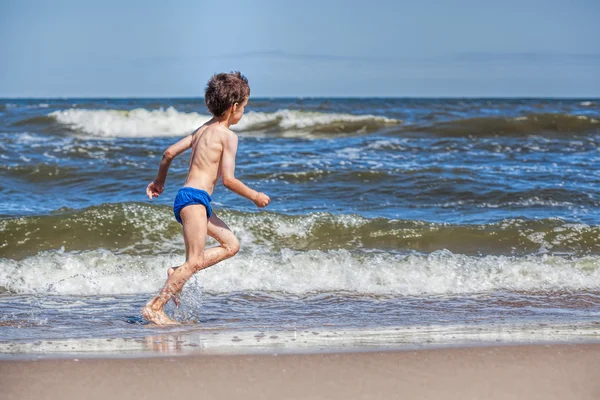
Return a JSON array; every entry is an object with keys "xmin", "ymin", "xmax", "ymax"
[{"xmin": 173, "ymin": 187, "xmax": 213, "ymax": 224}]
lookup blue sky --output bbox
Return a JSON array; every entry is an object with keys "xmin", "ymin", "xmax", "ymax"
[{"xmin": 1, "ymin": 0, "xmax": 599, "ymax": 97}]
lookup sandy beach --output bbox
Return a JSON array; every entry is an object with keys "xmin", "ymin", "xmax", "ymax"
[{"xmin": 2, "ymin": 344, "xmax": 599, "ymax": 400}]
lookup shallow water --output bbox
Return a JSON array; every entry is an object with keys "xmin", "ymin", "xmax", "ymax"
[{"xmin": 1, "ymin": 98, "xmax": 599, "ymax": 356}]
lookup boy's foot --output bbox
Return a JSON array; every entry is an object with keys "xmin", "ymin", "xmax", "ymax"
[
  {"xmin": 141, "ymin": 300, "xmax": 179, "ymax": 326},
  {"xmin": 167, "ymin": 267, "xmax": 182, "ymax": 308}
]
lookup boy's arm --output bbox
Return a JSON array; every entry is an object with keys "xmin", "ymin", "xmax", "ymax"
[
  {"xmin": 221, "ymin": 133, "xmax": 270, "ymax": 207},
  {"xmin": 147, "ymin": 134, "xmax": 194, "ymax": 199}
]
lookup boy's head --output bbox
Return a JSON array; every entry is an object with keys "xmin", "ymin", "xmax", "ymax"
[{"xmin": 205, "ymin": 71, "xmax": 250, "ymax": 124}]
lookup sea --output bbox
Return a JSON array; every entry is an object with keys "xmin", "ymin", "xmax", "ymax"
[{"xmin": 1, "ymin": 98, "xmax": 599, "ymax": 357}]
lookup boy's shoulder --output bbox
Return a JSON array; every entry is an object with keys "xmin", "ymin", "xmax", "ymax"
[
  {"xmin": 198, "ymin": 124, "xmax": 237, "ymax": 148},
  {"xmin": 196, "ymin": 123, "xmax": 235, "ymax": 138},
  {"xmin": 214, "ymin": 124, "xmax": 237, "ymax": 142},
  {"xmin": 202, "ymin": 123, "xmax": 235, "ymax": 135}
]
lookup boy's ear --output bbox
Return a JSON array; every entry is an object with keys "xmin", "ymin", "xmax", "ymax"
[{"xmin": 223, "ymin": 103, "xmax": 235, "ymax": 118}]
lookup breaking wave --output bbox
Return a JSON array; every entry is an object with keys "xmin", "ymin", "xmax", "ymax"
[
  {"xmin": 2, "ymin": 203, "xmax": 598, "ymax": 259},
  {"xmin": 14, "ymin": 108, "xmax": 599, "ymax": 138},
  {"xmin": 14, "ymin": 107, "xmax": 399, "ymax": 137},
  {"xmin": 1, "ymin": 248, "xmax": 598, "ymax": 296}
]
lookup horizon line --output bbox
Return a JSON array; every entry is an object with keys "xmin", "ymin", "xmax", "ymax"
[{"xmin": 2, "ymin": 95, "xmax": 599, "ymax": 100}]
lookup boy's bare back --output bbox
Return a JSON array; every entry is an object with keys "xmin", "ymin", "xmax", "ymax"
[{"xmin": 184, "ymin": 122, "xmax": 233, "ymax": 195}]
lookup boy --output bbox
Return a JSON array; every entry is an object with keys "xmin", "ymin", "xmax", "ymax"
[{"xmin": 142, "ymin": 72, "xmax": 270, "ymax": 325}]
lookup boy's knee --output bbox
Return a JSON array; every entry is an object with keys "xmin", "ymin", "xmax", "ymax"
[
  {"xmin": 188, "ymin": 256, "xmax": 204, "ymax": 272},
  {"xmin": 226, "ymin": 238, "xmax": 240, "ymax": 257}
]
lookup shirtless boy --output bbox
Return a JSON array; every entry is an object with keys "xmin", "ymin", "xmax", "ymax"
[{"xmin": 142, "ymin": 72, "xmax": 270, "ymax": 325}]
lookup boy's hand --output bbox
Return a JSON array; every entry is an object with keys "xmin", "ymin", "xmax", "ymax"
[
  {"xmin": 253, "ymin": 192, "xmax": 271, "ymax": 208},
  {"xmin": 146, "ymin": 180, "xmax": 164, "ymax": 200}
]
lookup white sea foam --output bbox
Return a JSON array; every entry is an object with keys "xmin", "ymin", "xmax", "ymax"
[
  {"xmin": 49, "ymin": 107, "xmax": 210, "ymax": 138},
  {"xmin": 5, "ymin": 103, "xmax": 50, "ymax": 109},
  {"xmin": 1, "ymin": 248, "xmax": 598, "ymax": 296},
  {"xmin": 48, "ymin": 108, "xmax": 399, "ymax": 138}
]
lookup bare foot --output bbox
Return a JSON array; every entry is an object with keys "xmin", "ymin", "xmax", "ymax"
[
  {"xmin": 141, "ymin": 300, "xmax": 179, "ymax": 326},
  {"xmin": 167, "ymin": 267, "xmax": 182, "ymax": 308}
]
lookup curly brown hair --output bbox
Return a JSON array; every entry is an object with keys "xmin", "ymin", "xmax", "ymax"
[{"xmin": 204, "ymin": 72, "xmax": 250, "ymax": 117}]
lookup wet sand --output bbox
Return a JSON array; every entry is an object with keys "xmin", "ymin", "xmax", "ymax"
[{"xmin": 1, "ymin": 344, "xmax": 599, "ymax": 400}]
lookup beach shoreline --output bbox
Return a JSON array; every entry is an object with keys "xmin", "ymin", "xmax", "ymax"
[
  {"xmin": 2, "ymin": 321, "xmax": 598, "ymax": 360},
  {"xmin": 2, "ymin": 343, "xmax": 598, "ymax": 400}
]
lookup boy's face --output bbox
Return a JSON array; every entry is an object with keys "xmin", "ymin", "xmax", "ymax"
[{"xmin": 230, "ymin": 97, "xmax": 248, "ymax": 125}]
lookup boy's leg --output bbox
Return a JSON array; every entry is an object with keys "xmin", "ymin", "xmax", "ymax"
[
  {"xmin": 142, "ymin": 204, "xmax": 208, "ymax": 325},
  {"xmin": 205, "ymin": 212, "xmax": 241, "ymax": 266},
  {"xmin": 169, "ymin": 212, "xmax": 240, "ymax": 275},
  {"xmin": 166, "ymin": 212, "xmax": 240, "ymax": 306}
]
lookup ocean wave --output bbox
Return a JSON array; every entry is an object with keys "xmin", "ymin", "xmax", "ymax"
[
  {"xmin": 404, "ymin": 113, "xmax": 600, "ymax": 136},
  {"xmin": 2, "ymin": 102, "xmax": 50, "ymax": 110},
  {"xmin": 1, "ymin": 248, "xmax": 598, "ymax": 296},
  {"xmin": 243, "ymin": 169, "xmax": 392, "ymax": 184},
  {"xmin": 1, "ymin": 203, "xmax": 598, "ymax": 259},
  {"xmin": 0, "ymin": 203, "xmax": 181, "ymax": 260},
  {"xmin": 13, "ymin": 107, "xmax": 399, "ymax": 138},
  {"xmin": 13, "ymin": 115, "xmax": 57, "ymax": 127},
  {"xmin": 1, "ymin": 163, "xmax": 81, "ymax": 182},
  {"xmin": 433, "ymin": 187, "xmax": 599, "ymax": 208},
  {"xmin": 13, "ymin": 108, "xmax": 599, "ymax": 138}
]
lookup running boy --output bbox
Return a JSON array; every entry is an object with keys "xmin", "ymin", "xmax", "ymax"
[{"xmin": 142, "ymin": 72, "xmax": 270, "ymax": 325}]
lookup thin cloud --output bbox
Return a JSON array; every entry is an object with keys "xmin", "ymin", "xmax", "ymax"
[
  {"xmin": 450, "ymin": 52, "xmax": 600, "ymax": 63},
  {"xmin": 133, "ymin": 50, "xmax": 397, "ymax": 65},
  {"xmin": 132, "ymin": 50, "xmax": 600, "ymax": 67}
]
